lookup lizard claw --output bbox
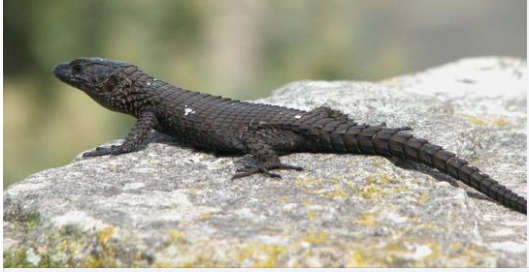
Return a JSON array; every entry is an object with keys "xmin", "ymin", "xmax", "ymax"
[
  {"xmin": 232, "ymin": 167, "xmax": 282, "ymax": 180},
  {"xmin": 83, "ymin": 145, "xmax": 115, "ymax": 157}
]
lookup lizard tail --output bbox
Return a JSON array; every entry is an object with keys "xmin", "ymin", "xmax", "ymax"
[{"xmin": 330, "ymin": 125, "xmax": 527, "ymax": 214}]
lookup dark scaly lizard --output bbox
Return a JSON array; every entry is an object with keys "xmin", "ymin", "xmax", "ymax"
[{"xmin": 53, "ymin": 57, "xmax": 527, "ymax": 214}]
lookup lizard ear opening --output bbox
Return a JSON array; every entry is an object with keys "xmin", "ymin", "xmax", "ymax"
[{"xmin": 102, "ymin": 74, "xmax": 119, "ymax": 92}]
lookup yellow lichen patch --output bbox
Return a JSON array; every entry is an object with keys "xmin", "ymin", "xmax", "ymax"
[
  {"xmin": 380, "ymin": 241, "xmax": 438, "ymax": 266},
  {"xmin": 353, "ymin": 175, "xmax": 403, "ymax": 200},
  {"xmin": 307, "ymin": 211, "xmax": 318, "ymax": 220},
  {"xmin": 460, "ymin": 253, "xmax": 478, "ymax": 266},
  {"xmin": 324, "ymin": 189, "xmax": 347, "ymax": 199},
  {"xmin": 390, "ymin": 183, "xmax": 409, "ymax": 195},
  {"xmin": 188, "ymin": 188, "xmax": 200, "ymax": 194},
  {"xmin": 378, "ymin": 174, "xmax": 393, "ymax": 184},
  {"xmin": 417, "ymin": 192, "xmax": 429, "ymax": 203},
  {"xmin": 354, "ymin": 184, "xmax": 386, "ymax": 200},
  {"xmin": 449, "ymin": 242, "xmax": 491, "ymax": 266},
  {"xmin": 346, "ymin": 239, "xmax": 448, "ymax": 267},
  {"xmin": 346, "ymin": 248, "xmax": 366, "ymax": 267},
  {"xmin": 277, "ymin": 196, "xmax": 288, "ymax": 203},
  {"xmin": 294, "ymin": 180, "xmax": 304, "ymax": 186},
  {"xmin": 408, "ymin": 216, "xmax": 419, "ymax": 223},
  {"xmin": 87, "ymin": 227, "xmax": 119, "ymax": 267},
  {"xmin": 167, "ymin": 230, "xmax": 186, "ymax": 241},
  {"xmin": 451, "ymin": 242, "xmax": 463, "ymax": 251},
  {"xmin": 98, "ymin": 227, "xmax": 115, "ymax": 245},
  {"xmin": 312, "ymin": 189, "xmax": 323, "ymax": 194},
  {"xmin": 466, "ymin": 117, "xmax": 513, "ymax": 127},
  {"xmin": 351, "ymin": 176, "xmax": 412, "ymax": 201},
  {"xmin": 236, "ymin": 244, "xmax": 256, "ymax": 263},
  {"xmin": 327, "ymin": 176, "xmax": 342, "ymax": 184},
  {"xmin": 492, "ymin": 118, "xmax": 512, "ymax": 126},
  {"xmin": 467, "ymin": 117, "xmax": 486, "ymax": 126},
  {"xmin": 86, "ymin": 252, "xmax": 117, "ymax": 268},
  {"xmin": 294, "ymin": 177, "xmax": 324, "ymax": 186},
  {"xmin": 198, "ymin": 211, "xmax": 217, "ymax": 221},
  {"xmin": 366, "ymin": 176, "xmax": 377, "ymax": 184},
  {"xmin": 253, "ymin": 245, "xmax": 284, "ymax": 268},
  {"xmin": 355, "ymin": 212, "xmax": 377, "ymax": 226},
  {"xmin": 299, "ymin": 231, "xmax": 329, "ymax": 244},
  {"xmin": 382, "ymin": 242, "xmax": 406, "ymax": 254},
  {"xmin": 236, "ymin": 243, "xmax": 286, "ymax": 268},
  {"xmin": 422, "ymin": 242, "xmax": 441, "ymax": 264},
  {"xmin": 302, "ymin": 200, "xmax": 312, "ymax": 207}
]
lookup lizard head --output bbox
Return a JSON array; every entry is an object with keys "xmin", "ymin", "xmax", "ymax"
[{"xmin": 53, "ymin": 57, "xmax": 138, "ymax": 112}]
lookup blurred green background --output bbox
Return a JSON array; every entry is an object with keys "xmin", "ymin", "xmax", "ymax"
[{"xmin": 3, "ymin": 0, "xmax": 526, "ymax": 188}]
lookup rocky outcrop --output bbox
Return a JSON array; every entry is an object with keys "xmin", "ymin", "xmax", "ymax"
[{"xmin": 4, "ymin": 57, "xmax": 526, "ymax": 267}]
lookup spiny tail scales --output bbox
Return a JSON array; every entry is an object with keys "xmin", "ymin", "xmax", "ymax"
[{"xmin": 327, "ymin": 124, "xmax": 527, "ymax": 214}]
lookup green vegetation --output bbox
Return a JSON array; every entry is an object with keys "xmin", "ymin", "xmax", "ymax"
[{"xmin": 3, "ymin": 250, "xmax": 35, "ymax": 268}]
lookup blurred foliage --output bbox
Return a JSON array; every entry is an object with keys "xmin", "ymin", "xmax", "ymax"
[{"xmin": 3, "ymin": 0, "xmax": 526, "ymax": 188}]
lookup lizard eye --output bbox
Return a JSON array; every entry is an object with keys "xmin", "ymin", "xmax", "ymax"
[{"xmin": 72, "ymin": 64, "xmax": 83, "ymax": 74}]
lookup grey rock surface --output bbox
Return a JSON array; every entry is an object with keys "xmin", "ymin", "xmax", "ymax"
[{"xmin": 3, "ymin": 57, "xmax": 526, "ymax": 267}]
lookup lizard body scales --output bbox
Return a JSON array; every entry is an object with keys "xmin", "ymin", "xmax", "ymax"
[{"xmin": 53, "ymin": 57, "xmax": 527, "ymax": 214}]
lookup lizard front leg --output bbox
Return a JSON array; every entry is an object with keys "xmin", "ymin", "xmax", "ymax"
[
  {"xmin": 83, "ymin": 111, "xmax": 158, "ymax": 157},
  {"xmin": 232, "ymin": 140, "xmax": 303, "ymax": 179}
]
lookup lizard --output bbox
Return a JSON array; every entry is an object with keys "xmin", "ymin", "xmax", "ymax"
[{"xmin": 53, "ymin": 57, "xmax": 527, "ymax": 214}]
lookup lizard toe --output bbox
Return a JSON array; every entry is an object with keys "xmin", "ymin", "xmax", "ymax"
[{"xmin": 232, "ymin": 166, "xmax": 282, "ymax": 179}]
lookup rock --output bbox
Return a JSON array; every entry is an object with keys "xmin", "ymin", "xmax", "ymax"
[{"xmin": 3, "ymin": 57, "xmax": 526, "ymax": 267}]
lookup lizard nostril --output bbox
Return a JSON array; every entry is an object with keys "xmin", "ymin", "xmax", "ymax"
[
  {"xmin": 52, "ymin": 65, "xmax": 60, "ymax": 74},
  {"xmin": 52, "ymin": 63, "xmax": 69, "ymax": 76}
]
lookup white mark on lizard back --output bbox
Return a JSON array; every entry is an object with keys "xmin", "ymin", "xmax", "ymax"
[
  {"xmin": 184, "ymin": 105, "xmax": 195, "ymax": 116},
  {"xmin": 294, "ymin": 115, "xmax": 302, "ymax": 119}
]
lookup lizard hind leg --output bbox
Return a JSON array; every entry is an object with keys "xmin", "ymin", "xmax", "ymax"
[
  {"xmin": 311, "ymin": 106, "xmax": 350, "ymax": 121},
  {"xmin": 232, "ymin": 141, "xmax": 303, "ymax": 180}
]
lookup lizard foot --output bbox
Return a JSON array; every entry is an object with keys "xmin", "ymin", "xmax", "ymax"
[
  {"xmin": 232, "ymin": 166, "xmax": 282, "ymax": 179},
  {"xmin": 83, "ymin": 145, "xmax": 131, "ymax": 158},
  {"xmin": 232, "ymin": 163, "xmax": 303, "ymax": 180}
]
